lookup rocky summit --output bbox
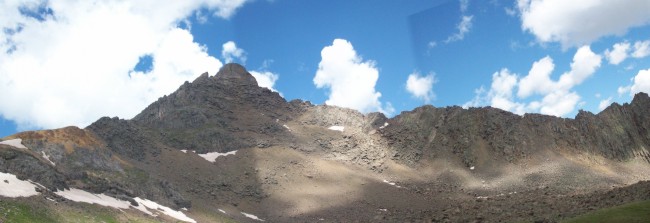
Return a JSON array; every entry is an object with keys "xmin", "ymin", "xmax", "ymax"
[{"xmin": 1, "ymin": 63, "xmax": 650, "ymax": 222}]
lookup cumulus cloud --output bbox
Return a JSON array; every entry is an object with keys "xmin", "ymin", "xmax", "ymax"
[
  {"xmin": 463, "ymin": 69, "xmax": 527, "ymax": 114},
  {"xmin": 603, "ymin": 40, "xmax": 650, "ymax": 65},
  {"xmin": 632, "ymin": 40, "xmax": 650, "ymax": 58},
  {"xmin": 250, "ymin": 71, "xmax": 280, "ymax": 93},
  {"xmin": 630, "ymin": 69, "xmax": 650, "ymax": 94},
  {"xmin": 406, "ymin": 72, "xmax": 436, "ymax": 102},
  {"xmin": 313, "ymin": 39, "xmax": 393, "ymax": 115},
  {"xmin": 0, "ymin": 0, "xmax": 249, "ymax": 130},
  {"xmin": 604, "ymin": 42, "xmax": 630, "ymax": 65},
  {"xmin": 221, "ymin": 41, "xmax": 247, "ymax": 63},
  {"xmin": 619, "ymin": 69, "xmax": 650, "ymax": 96},
  {"xmin": 598, "ymin": 97, "xmax": 613, "ymax": 111},
  {"xmin": 465, "ymin": 46, "xmax": 601, "ymax": 117},
  {"xmin": 517, "ymin": 0, "xmax": 650, "ymax": 47},
  {"xmin": 517, "ymin": 56, "xmax": 556, "ymax": 98}
]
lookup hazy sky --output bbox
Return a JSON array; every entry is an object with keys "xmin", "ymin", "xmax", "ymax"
[{"xmin": 1, "ymin": 0, "xmax": 650, "ymax": 137}]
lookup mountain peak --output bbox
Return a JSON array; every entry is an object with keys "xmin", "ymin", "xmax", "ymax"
[
  {"xmin": 632, "ymin": 92, "xmax": 650, "ymax": 106},
  {"xmin": 213, "ymin": 63, "xmax": 258, "ymax": 87}
]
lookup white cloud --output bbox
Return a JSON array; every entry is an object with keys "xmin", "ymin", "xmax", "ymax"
[
  {"xmin": 517, "ymin": 0, "xmax": 650, "ymax": 47},
  {"xmin": 406, "ymin": 72, "xmax": 436, "ymax": 102},
  {"xmin": 0, "ymin": 0, "xmax": 249, "ymax": 130},
  {"xmin": 621, "ymin": 69, "xmax": 650, "ymax": 96},
  {"xmin": 313, "ymin": 39, "xmax": 393, "ymax": 115},
  {"xmin": 598, "ymin": 97, "xmax": 613, "ymax": 111},
  {"xmin": 466, "ymin": 46, "xmax": 601, "ymax": 117},
  {"xmin": 489, "ymin": 69, "xmax": 526, "ymax": 113},
  {"xmin": 538, "ymin": 90, "xmax": 580, "ymax": 117},
  {"xmin": 519, "ymin": 46, "xmax": 601, "ymax": 98},
  {"xmin": 250, "ymin": 70, "xmax": 280, "ymax": 93},
  {"xmin": 445, "ymin": 15, "xmax": 473, "ymax": 43},
  {"xmin": 463, "ymin": 69, "xmax": 527, "ymax": 114},
  {"xmin": 221, "ymin": 41, "xmax": 246, "ymax": 64},
  {"xmin": 517, "ymin": 56, "xmax": 556, "ymax": 98},
  {"xmin": 632, "ymin": 40, "xmax": 650, "ymax": 58},
  {"xmin": 604, "ymin": 42, "xmax": 630, "ymax": 65},
  {"xmin": 557, "ymin": 45, "xmax": 602, "ymax": 89}
]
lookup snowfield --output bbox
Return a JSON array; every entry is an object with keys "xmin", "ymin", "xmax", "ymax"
[
  {"xmin": 0, "ymin": 172, "xmax": 40, "ymax": 197},
  {"xmin": 134, "ymin": 197, "xmax": 196, "ymax": 223},
  {"xmin": 198, "ymin": 150, "xmax": 237, "ymax": 162},
  {"xmin": 328, "ymin": 126, "xmax": 345, "ymax": 132},
  {"xmin": 241, "ymin": 212, "xmax": 265, "ymax": 221},
  {"xmin": 0, "ymin": 138, "xmax": 28, "ymax": 149},
  {"xmin": 55, "ymin": 188, "xmax": 197, "ymax": 223},
  {"xmin": 55, "ymin": 188, "xmax": 131, "ymax": 209}
]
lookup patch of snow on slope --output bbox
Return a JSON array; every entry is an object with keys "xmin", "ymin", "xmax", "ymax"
[
  {"xmin": 328, "ymin": 126, "xmax": 345, "ymax": 132},
  {"xmin": 41, "ymin": 151, "xmax": 55, "ymax": 166},
  {"xmin": 0, "ymin": 172, "xmax": 40, "ymax": 197},
  {"xmin": 241, "ymin": 212, "xmax": 265, "ymax": 221},
  {"xmin": 198, "ymin": 150, "xmax": 237, "ymax": 162},
  {"xmin": 382, "ymin": 179, "xmax": 402, "ymax": 188},
  {"xmin": 55, "ymin": 188, "xmax": 131, "ymax": 209},
  {"xmin": 219, "ymin": 209, "xmax": 227, "ymax": 214},
  {"xmin": 56, "ymin": 188, "xmax": 196, "ymax": 223},
  {"xmin": 379, "ymin": 122, "xmax": 389, "ymax": 129},
  {"xmin": 0, "ymin": 138, "xmax": 28, "ymax": 149},
  {"xmin": 134, "ymin": 197, "xmax": 196, "ymax": 223},
  {"xmin": 283, "ymin": 124, "xmax": 291, "ymax": 131}
]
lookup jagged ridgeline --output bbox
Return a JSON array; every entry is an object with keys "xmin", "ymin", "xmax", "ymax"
[{"xmin": 1, "ymin": 63, "xmax": 650, "ymax": 222}]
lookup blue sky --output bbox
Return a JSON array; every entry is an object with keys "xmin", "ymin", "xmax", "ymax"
[{"xmin": 1, "ymin": 0, "xmax": 650, "ymax": 137}]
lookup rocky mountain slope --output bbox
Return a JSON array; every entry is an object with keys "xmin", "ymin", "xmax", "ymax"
[{"xmin": 1, "ymin": 63, "xmax": 650, "ymax": 222}]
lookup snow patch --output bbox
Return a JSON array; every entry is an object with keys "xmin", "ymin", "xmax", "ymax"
[
  {"xmin": 470, "ymin": 166, "xmax": 475, "ymax": 170},
  {"xmin": 382, "ymin": 179, "xmax": 402, "ymax": 188},
  {"xmin": 198, "ymin": 150, "xmax": 237, "ymax": 162},
  {"xmin": 55, "ymin": 188, "xmax": 131, "ymax": 209},
  {"xmin": 56, "ymin": 188, "xmax": 196, "ymax": 222},
  {"xmin": 0, "ymin": 172, "xmax": 40, "ymax": 197},
  {"xmin": 180, "ymin": 149, "xmax": 188, "ymax": 153},
  {"xmin": 328, "ymin": 126, "xmax": 345, "ymax": 132},
  {"xmin": 0, "ymin": 138, "xmax": 28, "ymax": 149},
  {"xmin": 379, "ymin": 122, "xmax": 389, "ymax": 129},
  {"xmin": 241, "ymin": 212, "xmax": 265, "ymax": 221},
  {"xmin": 134, "ymin": 197, "xmax": 196, "ymax": 223},
  {"xmin": 41, "ymin": 151, "xmax": 55, "ymax": 166},
  {"xmin": 283, "ymin": 124, "xmax": 291, "ymax": 131},
  {"xmin": 219, "ymin": 209, "xmax": 227, "ymax": 214}
]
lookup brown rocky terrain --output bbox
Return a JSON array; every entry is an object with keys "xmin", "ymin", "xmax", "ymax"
[{"xmin": 1, "ymin": 63, "xmax": 650, "ymax": 222}]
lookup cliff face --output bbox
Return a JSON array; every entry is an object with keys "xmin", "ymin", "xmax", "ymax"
[{"xmin": 1, "ymin": 63, "xmax": 650, "ymax": 222}]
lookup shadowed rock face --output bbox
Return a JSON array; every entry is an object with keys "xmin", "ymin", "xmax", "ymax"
[
  {"xmin": 131, "ymin": 63, "xmax": 295, "ymax": 153},
  {"xmin": 2, "ymin": 63, "xmax": 650, "ymax": 222}
]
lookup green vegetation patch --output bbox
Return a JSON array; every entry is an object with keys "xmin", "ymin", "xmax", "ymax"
[
  {"xmin": 563, "ymin": 200, "xmax": 650, "ymax": 223},
  {"xmin": 0, "ymin": 199, "xmax": 56, "ymax": 223}
]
